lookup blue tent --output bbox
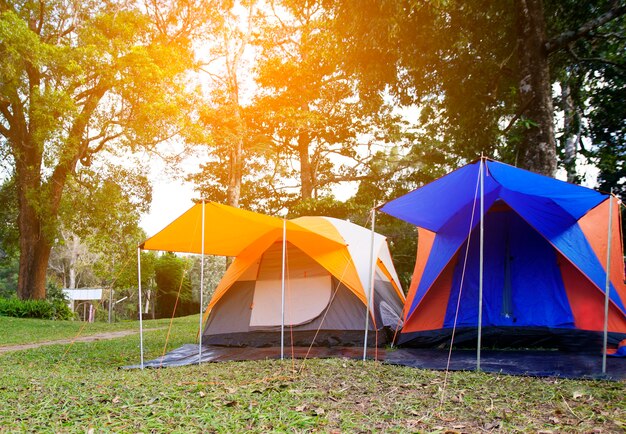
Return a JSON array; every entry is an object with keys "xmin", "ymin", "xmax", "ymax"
[{"xmin": 381, "ymin": 159, "xmax": 626, "ymax": 349}]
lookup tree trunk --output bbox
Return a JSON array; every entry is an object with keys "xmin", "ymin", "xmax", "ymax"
[
  {"xmin": 298, "ymin": 133, "xmax": 314, "ymax": 200},
  {"xmin": 227, "ymin": 132, "xmax": 242, "ymax": 208},
  {"xmin": 226, "ymin": 64, "xmax": 243, "ymax": 208},
  {"xmin": 561, "ymin": 75, "xmax": 580, "ymax": 183},
  {"xmin": 515, "ymin": 0, "xmax": 557, "ymax": 177},
  {"xmin": 16, "ymin": 193, "xmax": 51, "ymax": 300}
]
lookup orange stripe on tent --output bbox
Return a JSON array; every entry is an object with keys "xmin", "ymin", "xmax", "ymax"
[
  {"xmin": 403, "ymin": 255, "xmax": 457, "ymax": 333},
  {"xmin": 288, "ymin": 217, "xmax": 367, "ymax": 306},
  {"xmin": 403, "ymin": 228, "xmax": 436, "ymax": 320},
  {"xmin": 287, "ymin": 216, "xmax": 346, "ymax": 245},
  {"xmin": 289, "ymin": 235, "xmax": 366, "ymax": 306},
  {"xmin": 377, "ymin": 259, "xmax": 405, "ymax": 302},
  {"xmin": 577, "ymin": 196, "xmax": 626, "ymax": 311},
  {"xmin": 559, "ymin": 252, "xmax": 626, "ymax": 333}
]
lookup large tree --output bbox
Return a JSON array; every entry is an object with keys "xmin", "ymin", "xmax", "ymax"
[
  {"xmin": 330, "ymin": 0, "xmax": 626, "ymax": 176},
  {"xmin": 251, "ymin": 0, "xmax": 402, "ymax": 202},
  {"xmin": 188, "ymin": 0, "xmax": 259, "ymax": 208},
  {"xmin": 0, "ymin": 1, "xmax": 212, "ymax": 299}
]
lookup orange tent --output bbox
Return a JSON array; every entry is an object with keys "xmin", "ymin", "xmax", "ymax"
[{"xmin": 138, "ymin": 202, "xmax": 404, "ymax": 352}]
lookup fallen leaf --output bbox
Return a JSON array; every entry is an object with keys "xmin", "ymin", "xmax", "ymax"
[
  {"xmin": 296, "ymin": 405, "xmax": 307, "ymax": 412},
  {"xmin": 572, "ymin": 391, "xmax": 584, "ymax": 400},
  {"xmin": 484, "ymin": 421, "xmax": 501, "ymax": 430},
  {"xmin": 315, "ymin": 407, "xmax": 325, "ymax": 416},
  {"xmin": 112, "ymin": 396, "xmax": 120, "ymax": 404}
]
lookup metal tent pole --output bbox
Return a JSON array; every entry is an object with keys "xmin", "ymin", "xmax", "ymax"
[
  {"xmin": 363, "ymin": 208, "xmax": 377, "ymax": 361},
  {"xmin": 602, "ymin": 193, "xmax": 613, "ymax": 374},
  {"xmin": 137, "ymin": 247, "xmax": 144, "ymax": 370},
  {"xmin": 199, "ymin": 200, "xmax": 205, "ymax": 365},
  {"xmin": 281, "ymin": 218, "xmax": 287, "ymax": 360},
  {"xmin": 477, "ymin": 159, "xmax": 485, "ymax": 371}
]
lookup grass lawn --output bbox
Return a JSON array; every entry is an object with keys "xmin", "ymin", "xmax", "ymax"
[
  {"xmin": 0, "ymin": 315, "xmax": 189, "ymax": 346},
  {"xmin": 1, "ymin": 315, "xmax": 624, "ymax": 433}
]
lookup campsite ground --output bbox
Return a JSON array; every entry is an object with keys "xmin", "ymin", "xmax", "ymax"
[{"xmin": 1, "ymin": 315, "xmax": 624, "ymax": 433}]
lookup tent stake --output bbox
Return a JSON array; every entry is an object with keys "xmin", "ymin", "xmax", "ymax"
[
  {"xmin": 363, "ymin": 208, "xmax": 377, "ymax": 361},
  {"xmin": 137, "ymin": 247, "xmax": 144, "ymax": 370},
  {"xmin": 199, "ymin": 200, "xmax": 205, "ymax": 365},
  {"xmin": 477, "ymin": 158, "xmax": 484, "ymax": 372},
  {"xmin": 281, "ymin": 218, "xmax": 287, "ymax": 360},
  {"xmin": 602, "ymin": 192, "xmax": 613, "ymax": 375}
]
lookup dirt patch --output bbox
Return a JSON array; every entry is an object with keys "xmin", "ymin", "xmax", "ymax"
[{"xmin": 0, "ymin": 328, "xmax": 163, "ymax": 354}]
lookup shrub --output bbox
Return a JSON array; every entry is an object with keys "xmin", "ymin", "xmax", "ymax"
[{"xmin": 0, "ymin": 297, "xmax": 74, "ymax": 320}]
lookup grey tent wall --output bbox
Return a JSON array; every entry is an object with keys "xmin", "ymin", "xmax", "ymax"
[{"xmin": 202, "ymin": 278, "xmax": 398, "ymax": 347}]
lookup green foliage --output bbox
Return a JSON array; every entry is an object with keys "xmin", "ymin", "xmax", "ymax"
[
  {"xmin": 330, "ymin": 0, "xmax": 625, "ymax": 175},
  {"xmin": 0, "ymin": 177, "xmax": 18, "ymax": 257},
  {"xmin": 154, "ymin": 253, "xmax": 198, "ymax": 318},
  {"xmin": 331, "ymin": 0, "xmax": 517, "ymax": 162},
  {"xmin": 0, "ymin": 251, "xmax": 18, "ymax": 298},
  {"xmin": 0, "ymin": 0, "xmax": 213, "ymax": 299},
  {"xmin": 0, "ymin": 297, "xmax": 74, "ymax": 320},
  {"xmin": 50, "ymin": 166, "xmax": 151, "ymax": 291},
  {"xmin": 45, "ymin": 281, "xmax": 68, "ymax": 304},
  {"xmin": 288, "ymin": 197, "xmax": 355, "ymax": 220},
  {"xmin": 0, "ymin": 176, "xmax": 18, "ymax": 297}
]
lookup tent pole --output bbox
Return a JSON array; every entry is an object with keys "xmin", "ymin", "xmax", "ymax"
[
  {"xmin": 477, "ymin": 158, "xmax": 485, "ymax": 372},
  {"xmin": 602, "ymin": 192, "xmax": 613, "ymax": 374},
  {"xmin": 363, "ymin": 208, "xmax": 376, "ymax": 361},
  {"xmin": 281, "ymin": 218, "xmax": 287, "ymax": 360},
  {"xmin": 137, "ymin": 247, "xmax": 144, "ymax": 370},
  {"xmin": 199, "ymin": 200, "xmax": 205, "ymax": 365}
]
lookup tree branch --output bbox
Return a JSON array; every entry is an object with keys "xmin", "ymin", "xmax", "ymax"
[
  {"xmin": 0, "ymin": 122, "xmax": 10, "ymax": 139},
  {"xmin": 502, "ymin": 96, "xmax": 536, "ymax": 135},
  {"xmin": 545, "ymin": 2, "xmax": 626, "ymax": 53},
  {"xmin": 593, "ymin": 30, "xmax": 626, "ymax": 41},
  {"xmin": 566, "ymin": 46, "xmax": 626, "ymax": 71}
]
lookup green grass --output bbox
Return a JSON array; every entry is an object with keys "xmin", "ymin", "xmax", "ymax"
[
  {"xmin": 0, "ymin": 315, "xmax": 198, "ymax": 346},
  {"xmin": 1, "ymin": 316, "xmax": 625, "ymax": 432}
]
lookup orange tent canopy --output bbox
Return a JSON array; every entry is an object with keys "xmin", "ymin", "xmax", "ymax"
[{"xmin": 139, "ymin": 202, "xmax": 398, "ymax": 324}]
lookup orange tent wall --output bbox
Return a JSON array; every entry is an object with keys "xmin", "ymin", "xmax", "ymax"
[
  {"xmin": 559, "ymin": 252, "xmax": 626, "ymax": 332},
  {"xmin": 403, "ymin": 228, "xmax": 436, "ymax": 319},
  {"xmin": 403, "ymin": 256, "xmax": 458, "ymax": 333},
  {"xmin": 577, "ymin": 197, "xmax": 626, "ymax": 311}
]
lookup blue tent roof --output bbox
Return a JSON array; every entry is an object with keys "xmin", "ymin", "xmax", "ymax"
[
  {"xmin": 381, "ymin": 160, "xmax": 606, "ymax": 232},
  {"xmin": 380, "ymin": 159, "xmax": 625, "ymax": 320}
]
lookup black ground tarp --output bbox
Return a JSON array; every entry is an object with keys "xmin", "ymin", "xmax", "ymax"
[
  {"xmin": 123, "ymin": 344, "xmax": 381, "ymax": 369},
  {"xmin": 386, "ymin": 348, "xmax": 626, "ymax": 380},
  {"xmin": 123, "ymin": 344, "xmax": 625, "ymax": 380}
]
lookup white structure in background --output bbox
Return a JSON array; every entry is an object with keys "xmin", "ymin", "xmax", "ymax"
[{"xmin": 62, "ymin": 288, "xmax": 103, "ymax": 322}]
